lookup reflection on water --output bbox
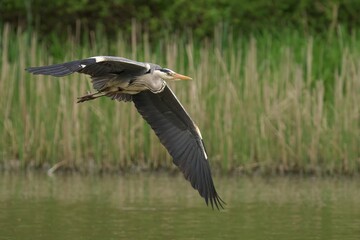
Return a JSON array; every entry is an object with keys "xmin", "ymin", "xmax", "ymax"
[{"xmin": 0, "ymin": 173, "xmax": 359, "ymax": 240}]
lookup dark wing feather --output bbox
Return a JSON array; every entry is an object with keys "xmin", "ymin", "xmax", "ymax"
[
  {"xmin": 26, "ymin": 59, "xmax": 96, "ymax": 77},
  {"xmin": 133, "ymin": 85, "xmax": 224, "ymax": 209},
  {"xmin": 26, "ymin": 56, "xmax": 149, "ymax": 77},
  {"xmin": 106, "ymin": 92, "xmax": 133, "ymax": 102}
]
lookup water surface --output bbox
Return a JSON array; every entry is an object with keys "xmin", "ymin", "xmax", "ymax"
[{"xmin": 0, "ymin": 173, "xmax": 359, "ymax": 240}]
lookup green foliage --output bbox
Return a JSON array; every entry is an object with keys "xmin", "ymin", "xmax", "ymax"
[{"xmin": 1, "ymin": 0, "xmax": 360, "ymax": 40}]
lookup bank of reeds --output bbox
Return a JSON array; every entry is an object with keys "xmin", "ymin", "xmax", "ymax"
[{"xmin": 0, "ymin": 24, "xmax": 359, "ymax": 174}]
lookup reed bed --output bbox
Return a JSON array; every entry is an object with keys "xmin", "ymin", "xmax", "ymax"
[{"xmin": 0, "ymin": 24, "xmax": 359, "ymax": 174}]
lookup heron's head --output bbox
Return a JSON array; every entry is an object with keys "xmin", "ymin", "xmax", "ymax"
[{"xmin": 154, "ymin": 68, "xmax": 192, "ymax": 81}]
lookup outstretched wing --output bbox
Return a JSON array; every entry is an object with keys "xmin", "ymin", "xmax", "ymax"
[
  {"xmin": 133, "ymin": 85, "xmax": 224, "ymax": 209},
  {"xmin": 26, "ymin": 56, "xmax": 152, "ymax": 94},
  {"xmin": 26, "ymin": 56, "xmax": 150, "ymax": 77}
]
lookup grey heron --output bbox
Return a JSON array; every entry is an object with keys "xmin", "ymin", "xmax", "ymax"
[{"xmin": 26, "ymin": 56, "xmax": 224, "ymax": 209}]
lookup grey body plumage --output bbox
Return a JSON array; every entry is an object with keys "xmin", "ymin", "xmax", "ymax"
[{"xmin": 26, "ymin": 56, "xmax": 224, "ymax": 209}]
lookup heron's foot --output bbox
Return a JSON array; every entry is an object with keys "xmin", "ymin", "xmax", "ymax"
[
  {"xmin": 77, "ymin": 95, "xmax": 94, "ymax": 103},
  {"xmin": 77, "ymin": 91, "xmax": 104, "ymax": 103}
]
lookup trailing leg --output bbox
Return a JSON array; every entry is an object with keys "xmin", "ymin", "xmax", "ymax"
[{"xmin": 77, "ymin": 91, "xmax": 106, "ymax": 103}]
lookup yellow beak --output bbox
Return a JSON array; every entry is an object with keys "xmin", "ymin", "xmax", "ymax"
[{"xmin": 173, "ymin": 73, "xmax": 192, "ymax": 80}]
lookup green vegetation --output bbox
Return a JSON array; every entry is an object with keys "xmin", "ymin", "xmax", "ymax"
[
  {"xmin": 1, "ymin": 0, "xmax": 360, "ymax": 40},
  {"xmin": 0, "ymin": 23, "xmax": 359, "ymax": 174}
]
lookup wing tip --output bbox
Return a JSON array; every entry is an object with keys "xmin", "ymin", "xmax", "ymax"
[
  {"xmin": 25, "ymin": 67, "xmax": 71, "ymax": 77},
  {"xmin": 25, "ymin": 59, "xmax": 96, "ymax": 77},
  {"xmin": 206, "ymin": 191, "xmax": 226, "ymax": 210}
]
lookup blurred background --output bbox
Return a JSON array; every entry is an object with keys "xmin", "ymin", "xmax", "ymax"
[
  {"xmin": 3, "ymin": 0, "xmax": 360, "ymax": 40},
  {"xmin": 1, "ymin": 1, "xmax": 360, "ymax": 239}
]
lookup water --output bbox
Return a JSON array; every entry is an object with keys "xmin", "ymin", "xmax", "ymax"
[{"xmin": 0, "ymin": 173, "xmax": 359, "ymax": 240}]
